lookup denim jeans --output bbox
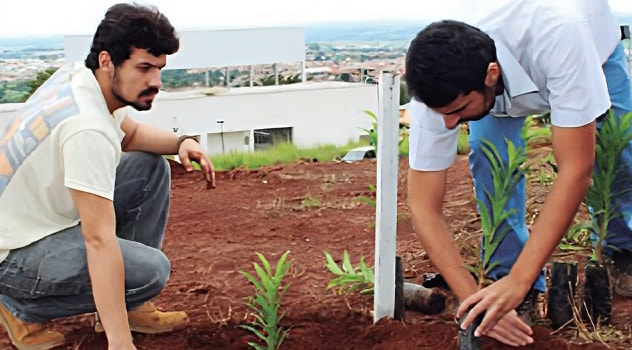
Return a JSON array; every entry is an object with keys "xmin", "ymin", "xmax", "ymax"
[
  {"xmin": 0, "ymin": 151, "xmax": 172, "ymax": 323},
  {"xmin": 468, "ymin": 43, "xmax": 632, "ymax": 293}
]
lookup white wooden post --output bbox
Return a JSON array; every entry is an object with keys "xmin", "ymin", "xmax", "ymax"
[{"xmin": 373, "ymin": 71, "xmax": 400, "ymax": 323}]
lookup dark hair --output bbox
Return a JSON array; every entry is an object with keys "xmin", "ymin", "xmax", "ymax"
[
  {"xmin": 405, "ymin": 20, "xmax": 496, "ymax": 107},
  {"xmin": 85, "ymin": 3, "xmax": 179, "ymax": 71}
]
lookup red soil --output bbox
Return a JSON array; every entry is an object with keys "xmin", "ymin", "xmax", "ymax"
[{"xmin": 2, "ymin": 154, "xmax": 631, "ymax": 349}]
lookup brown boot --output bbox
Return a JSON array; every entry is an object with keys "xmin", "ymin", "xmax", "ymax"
[
  {"xmin": 0, "ymin": 302, "xmax": 65, "ymax": 350},
  {"xmin": 95, "ymin": 302, "xmax": 189, "ymax": 334}
]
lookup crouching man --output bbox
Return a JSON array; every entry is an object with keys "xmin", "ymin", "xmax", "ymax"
[{"xmin": 0, "ymin": 3, "xmax": 215, "ymax": 349}]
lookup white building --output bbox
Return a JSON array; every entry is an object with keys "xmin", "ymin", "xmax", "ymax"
[
  {"xmin": 126, "ymin": 82, "xmax": 377, "ymax": 155},
  {"xmin": 0, "ymin": 28, "xmax": 378, "ymax": 155}
]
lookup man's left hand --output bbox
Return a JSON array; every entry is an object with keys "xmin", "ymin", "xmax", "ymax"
[
  {"xmin": 456, "ymin": 274, "xmax": 530, "ymax": 338},
  {"xmin": 178, "ymin": 138, "xmax": 216, "ymax": 189}
]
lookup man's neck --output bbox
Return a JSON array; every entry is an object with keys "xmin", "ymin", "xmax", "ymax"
[{"xmin": 94, "ymin": 70, "xmax": 123, "ymax": 114}]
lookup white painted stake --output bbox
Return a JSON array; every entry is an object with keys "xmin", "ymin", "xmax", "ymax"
[{"xmin": 373, "ymin": 71, "xmax": 400, "ymax": 323}]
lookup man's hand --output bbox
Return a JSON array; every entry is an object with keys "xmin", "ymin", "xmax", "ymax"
[
  {"xmin": 481, "ymin": 309, "xmax": 534, "ymax": 346},
  {"xmin": 457, "ymin": 275, "xmax": 532, "ymax": 345},
  {"xmin": 178, "ymin": 138, "xmax": 216, "ymax": 189}
]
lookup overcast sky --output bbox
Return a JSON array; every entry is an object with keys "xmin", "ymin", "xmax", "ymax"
[{"xmin": 0, "ymin": 0, "xmax": 631, "ymax": 38}]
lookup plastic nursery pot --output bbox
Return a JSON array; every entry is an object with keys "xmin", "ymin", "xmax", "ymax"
[
  {"xmin": 547, "ymin": 261, "xmax": 577, "ymax": 329},
  {"xmin": 581, "ymin": 261, "xmax": 611, "ymax": 325},
  {"xmin": 403, "ymin": 282, "xmax": 446, "ymax": 315},
  {"xmin": 458, "ymin": 310, "xmax": 484, "ymax": 350}
]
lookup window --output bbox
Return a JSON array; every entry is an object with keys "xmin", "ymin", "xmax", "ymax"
[{"xmin": 254, "ymin": 127, "xmax": 293, "ymax": 151}]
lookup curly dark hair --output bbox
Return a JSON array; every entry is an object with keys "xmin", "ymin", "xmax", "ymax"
[
  {"xmin": 85, "ymin": 3, "xmax": 179, "ymax": 71},
  {"xmin": 405, "ymin": 20, "xmax": 496, "ymax": 108}
]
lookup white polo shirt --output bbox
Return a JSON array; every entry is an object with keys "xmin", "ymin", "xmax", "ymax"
[{"xmin": 409, "ymin": 0, "xmax": 619, "ymax": 171}]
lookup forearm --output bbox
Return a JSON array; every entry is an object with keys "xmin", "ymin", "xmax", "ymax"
[
  {"xmin": 123, "ymin": 122, "xmax": 179, "ymax": 154},
  {"xmin": 86, "ymin": 235, "xmax": 133, "ymax": 346},
  {"xmin": 412, "ymin": 213, "xmax": 478, "ymax": 301},
  {"xmin": 509, "ymin": 167, "xmax": 591, "ymax": 289},
  {"xmin": 408, "ymin": 168, "xmax": 478, "ymax": 301}
]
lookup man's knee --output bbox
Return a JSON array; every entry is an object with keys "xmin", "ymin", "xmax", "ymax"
[
  {"xmin": 126, "ymin": 152, "xmax": 170, "ymax": 177},
  {"xmin": 125, "ymin": 248, "xmax": 171, "ymax": 295}
]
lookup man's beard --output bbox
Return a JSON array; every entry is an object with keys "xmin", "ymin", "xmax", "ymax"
[
  {"xmin": 112, "ymin": 71, "xmax": 158, "ymax": 111},
  {"xmin": 456, "ymin": 89, "xmax": 496, "ymax": 126}
]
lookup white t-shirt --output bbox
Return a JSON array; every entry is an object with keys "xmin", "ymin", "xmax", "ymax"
[
  {"xmin": 409, "ymin": 0, "xmax": 618, "ymax": 171},
  {"xmin": 0, "ymin": 62, "xmax": 125, "ymax": 263}
]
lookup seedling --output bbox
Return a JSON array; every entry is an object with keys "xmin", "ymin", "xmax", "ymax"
[
  {"xmin": 466, "ymin": 138, "xmax": 529, "ymax": 286},
  {"xmin": 585, "ymin": 110, "xmax": 632, "ymax": 264},
  {"xmin": 355, "ymin": 184, "xmax": 376, "ymax": 207},
  {"xmin": 460, "ymin": 138, "xmax": 528, "ymax": 350},
  {"xmin": 324, "ymin": 250, "xmax": 374, "ymax": 295},
  {"xmin": 241, "ymin": 251, "xmax": 292, "ymax": 350},
  {"xmin": 360, "ymin": 110, "xmax": 379, "ymax": 148},
  {"xmin": 580, "ymin": 111, "xmax": 632, "ymax": 325}
]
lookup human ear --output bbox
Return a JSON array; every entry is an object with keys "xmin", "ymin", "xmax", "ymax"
[
  {"xmin": 98, "ymin": 51, "xmax": 114, "ymax": 75},
  {"xmin": 484, "ymin": 62, "xmax": 500, "ymax": 87}
]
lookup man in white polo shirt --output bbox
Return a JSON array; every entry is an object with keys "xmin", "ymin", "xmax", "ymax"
[{"xmin": 405, "ymin": 0, "xmax": 631, "ymax": 346}]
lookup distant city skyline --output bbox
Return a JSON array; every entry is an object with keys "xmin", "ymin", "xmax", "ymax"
[{"xmin": 1, "ymin": 0, "xmax": 631, "ymax": 39}]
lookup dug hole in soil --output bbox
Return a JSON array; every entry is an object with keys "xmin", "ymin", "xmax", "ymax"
[{"xmin": 2, "ymin": 155, "xmax": 632, "ymax": 349}]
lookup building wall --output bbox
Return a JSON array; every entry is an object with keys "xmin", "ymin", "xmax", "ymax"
[
  {"xmin": 207, "ymin": 131, "xmax": 249, "ymax": 155},
  {"xmin": 128, "ymin": 82, "xmax": 378, "ymax": 155}
]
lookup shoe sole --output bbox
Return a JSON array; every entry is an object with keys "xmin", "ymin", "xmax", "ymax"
[{"xmin": 0, "ymin": 309, "xmax": 64, "ymax": 350}]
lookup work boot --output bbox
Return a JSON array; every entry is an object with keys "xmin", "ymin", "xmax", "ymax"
[
  {"xmin": 0, "ymin": 301, "xmax": 65, "ymax": 350},
  {"xmin": 95, "ymin": 302, "xmax": 189, "ymax": 334},
  {"xmin": 609, "ymin": 248, "xmax": 632, "ymax": 297}
]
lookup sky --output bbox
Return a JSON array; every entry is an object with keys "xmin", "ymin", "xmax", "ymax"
[{"xmin": 0, "ymin": 0, "xmax": 631, "ymax": 38}]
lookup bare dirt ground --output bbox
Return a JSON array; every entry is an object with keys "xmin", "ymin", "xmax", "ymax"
[{"xmin": 3, "ymin": 152, "xmax": 632, "ymax": 349}]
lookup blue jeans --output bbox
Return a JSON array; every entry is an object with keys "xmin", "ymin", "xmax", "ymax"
[
  {"xmin": 0, "ymin": 152, "xmax": 172, "ymax": 323},
  {"xmin": 468, "ymin": 43, "xmax": 632, "ymax": 293}
]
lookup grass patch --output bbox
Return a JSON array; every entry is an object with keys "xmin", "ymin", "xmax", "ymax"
[
  {"xmin": 207, "ymin": 135, "xmax": 413, "ymax": 171},
  {"xmin": 210, "ymin": 142, "xmax": 362, "ymax": 171},
  {"xmin": 457, "ymin": 127, "xmax": 470, "ymax": 155},
  {"xmin": 525, "ymin": 125, "xmax": 552, "ymax": 147},
  {"xmin": 301, "ymin": 196, "xmax": 321, "ymax": 209},
  {"xmin": 399, "ymin": 131, "xmax": 409, "ymax": 156}
]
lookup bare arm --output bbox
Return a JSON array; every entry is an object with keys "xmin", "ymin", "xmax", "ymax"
[
  {"xmin": 408, "ymin": 168, "xmax": 478, "ymax": 301},
  {"xmin": 458, "ymin": 121, "xmax": 596, "ymax": 336},
  {"xmin": 70, "ymin": 189, "xmax": 134, "ymax": 349},
  {"xmin": 511, "ymin": 122, "xmax": 595, "ymax": 287},
  {"xmin": 409, "ymin": 167, "xmax": 534, "ymax": 346},
  {"xmin": 120, "ymin": 115, "xmax": 216, "ymax": 188},
  {"xmin": 120, "ymin": 115, "xmax": 178, "ymax": 154}
]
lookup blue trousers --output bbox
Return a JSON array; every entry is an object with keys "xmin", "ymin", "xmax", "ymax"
[
  {"xmin": 468, "ymin": 43, "xmax": 632, "ymax": 292},
  {"xmin": 0, "ymin": 152, "xmax": 172, "ymax": 322}
]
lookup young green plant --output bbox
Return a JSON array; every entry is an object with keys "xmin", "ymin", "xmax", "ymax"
[
  {"xmin": 240, "ymin": 251, "xmax": 292, "ymax": 350},
  {"xmin": 468, "ymin": 138, "xmax": 529, "ymax": 287},
  {"xmin": 324, "ymin": 250, "xmax": 374, "ymax": 295},
  {"xmin": 584, "ymin": 111, "xmax": 632, "ymax": 264}
]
